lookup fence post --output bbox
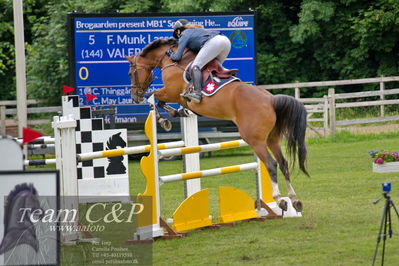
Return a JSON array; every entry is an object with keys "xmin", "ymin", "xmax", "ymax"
[
  {"xmin": 323, "ymin": 95, "xmax": 328, "ymax": 137},
  {"xmin": 380, "ymin": 77, "xmax": 385, "ymax": 117},
  {"xmin": 328, "ymin": 88, "xmax": 336, "ymax": 137},
  {"xmin": 295, "ymin": 87, "xmax": 300, "ymax": 99},
  {"xmin": 0, "ymin": 105, "xmax": 6, "ymax": 136}
]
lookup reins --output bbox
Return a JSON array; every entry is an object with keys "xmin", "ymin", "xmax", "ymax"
[
  {"xmin": 129, "ymin": 45, "xmax": 190, "ymax": 100},
  {"xmin": 161, "ymin": 47, "xmax": 190, "ymax": 72}
]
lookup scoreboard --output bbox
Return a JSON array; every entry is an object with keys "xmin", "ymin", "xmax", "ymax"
[{"xmin": 68, "ymin": 12, "xmax": 256, "ymax": 126}]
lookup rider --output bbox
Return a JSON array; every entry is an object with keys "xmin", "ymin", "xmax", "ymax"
[{"xmin": 166, "ymin": 19, "xmax": 232, "ymax": 103}]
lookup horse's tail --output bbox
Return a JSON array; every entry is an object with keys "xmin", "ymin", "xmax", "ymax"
[{"xmin": 272, "ymin": 94, "xmax": 309, "ymax": 176}]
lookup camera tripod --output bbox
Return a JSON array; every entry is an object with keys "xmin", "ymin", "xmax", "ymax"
[{"xmin": 372, "ymin": 192, "xmax": 399, "ymax": 265}]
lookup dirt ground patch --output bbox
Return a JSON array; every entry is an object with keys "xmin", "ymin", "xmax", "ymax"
[
  {"xmin": 339, "ymin": 123, "xmax": 399, "ymax": 134},
  {"xmin": 307, "ymin": 123, "xmax": 399, "ymax": 137}
]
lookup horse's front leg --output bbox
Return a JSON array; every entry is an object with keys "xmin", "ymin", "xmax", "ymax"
[
  {"xmin": 158, "ymin": 101, "xmax": 190, "ymax": 118},
  {"xmin": 157, "ymin": 101, "xmax": 177, "ymax": 117},
  {"xmin": 147, "ymin": 91, "xmax": 172, "ymax": 131},
  {"xmin": 153, "ymin": 105, "xmax": 172, "ymax": 132},
  {"xmin": 154, "ymin": 87, "xmax": 190, "ymax": 118}
]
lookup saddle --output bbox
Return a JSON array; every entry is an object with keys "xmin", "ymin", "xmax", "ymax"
[
  {"xmin": 183, "ymin": 59, "xmax": 240, "ymax": 97},
  {"xmin": 184, "ymin": 59, "xmax": 239, "ymax": 84}
]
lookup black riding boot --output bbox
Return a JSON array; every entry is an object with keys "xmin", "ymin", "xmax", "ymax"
[{"xmin": 186, "ymin": 65, "xmax": 202, "ymax": 103}]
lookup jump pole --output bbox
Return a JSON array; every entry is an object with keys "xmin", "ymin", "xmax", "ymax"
[
  {"xmin": 24, "ymin": 140, "xmax": 184, "ymax": 166},
  {"xmin": 160, "ymin": 162, "xmax": 259, "ymax": 183},
  {"xmin": 77, "ymin": 141, "xmax": 185, "ymax": 161},
  {"xmin": 16, "ymin": 136, "xmax": 55, "ymax": 144}
]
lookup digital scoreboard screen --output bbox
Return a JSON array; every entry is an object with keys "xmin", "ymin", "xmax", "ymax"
[{"xmin": 68, "ymin": 12, "xmax": 256, "ymax": 126}]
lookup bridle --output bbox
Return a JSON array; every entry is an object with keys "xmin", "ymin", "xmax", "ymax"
[{"xmin": 129, "ymin": 55, "xmax": 155, "ymax": 99}]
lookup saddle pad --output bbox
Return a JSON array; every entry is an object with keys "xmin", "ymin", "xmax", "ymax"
[{"xmin": 201, "ymin": 76, "xmax": 240, "ymax": 96}]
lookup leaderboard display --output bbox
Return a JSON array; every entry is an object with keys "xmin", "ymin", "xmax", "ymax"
[{"xmin": 68, "ymin": 12, "xmax": 256, "ymax": 125}]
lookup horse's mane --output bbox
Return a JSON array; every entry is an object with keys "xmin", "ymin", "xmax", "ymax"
[
  {"xmin": 4, "ymin": 183, "xmax": 38, "ymax": 230},
  {"xmin": 140, "ymin": 38, "xmax": 177, "ymax": 57}
]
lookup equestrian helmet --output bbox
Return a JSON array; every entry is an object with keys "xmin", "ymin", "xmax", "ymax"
[{"xmin": 173, "ymin": 19, "xmax": 189, "ymax": 38}]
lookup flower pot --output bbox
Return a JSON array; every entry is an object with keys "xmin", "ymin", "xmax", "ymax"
[{"xmin": 373, "ymin": 161, "xmax": 399, "ymax": 173}]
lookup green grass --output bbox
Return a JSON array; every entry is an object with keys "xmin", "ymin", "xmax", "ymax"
[{"xmin": 54, "ymin": 131, "xmax": 399, "ymax": 265}]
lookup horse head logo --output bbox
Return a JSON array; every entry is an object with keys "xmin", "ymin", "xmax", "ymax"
[
  {"xmin": 0, "ymin": 183, "xmax": 42, "ymax": 255},
  {"xmin": 106, "ymin": 132, "xmax": 127, "ymax": 175}
]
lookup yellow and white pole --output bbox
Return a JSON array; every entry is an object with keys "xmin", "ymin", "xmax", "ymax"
[
  {"xmin": 77, "ymin": 140, "xmax": 184, "ymax": 161},
  {"xmin": 160, "ymin": 162, "xmax": 258, "ymax": 183},
  {"xmin": 159, "ymin": 139, "xmax": 248, "ymax": 157}
]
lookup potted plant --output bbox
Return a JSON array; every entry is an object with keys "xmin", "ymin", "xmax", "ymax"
[{"xmin": 369, "ymin": 150, "xmax": 399, "ymax": 173}]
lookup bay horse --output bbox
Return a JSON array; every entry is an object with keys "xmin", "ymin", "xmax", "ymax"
[{"xmin": 126, "ymin": 38, "xmax": 309, "ymax": 212}]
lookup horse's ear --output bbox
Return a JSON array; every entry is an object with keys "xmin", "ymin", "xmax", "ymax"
[{"xmin": 126, "ymin": 56, "xmax": 133, "ymax": 63}]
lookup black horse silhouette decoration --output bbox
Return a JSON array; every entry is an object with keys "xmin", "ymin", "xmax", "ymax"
[
  {"xmin": 0, "ymin": 183, "xmax": 42, "ymax": 257},
  {"xmin": 106, "ymin": 132, "xmax": 127, "ymax": 175}
]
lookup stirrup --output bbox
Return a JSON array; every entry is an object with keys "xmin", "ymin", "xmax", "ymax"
[
  {"xmin": 185, "ymin": 92, "xmax": 202, "ymax": 104},
  {"xmin": 180, "ymin": 93, "xmax": 192, "ymax": 102}
]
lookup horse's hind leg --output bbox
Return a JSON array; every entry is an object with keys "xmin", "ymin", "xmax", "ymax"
[
  {"xmin": 250, "ymin": 143, "xmax": 289, "ymax": 211},
  {"xmin": 264, "ymin": 149, "xmax": 288, "ymax": 211},
  {"xmin": 239, "ymin": 132, "xmax": 286, "ymax": 211},
  {"xmin": 236, "ymin": 107, "xmax": 288, "ymax": 211},
  {"xmin": 268, "ymin": 137, "xmax": 303, "ymax": 212}
]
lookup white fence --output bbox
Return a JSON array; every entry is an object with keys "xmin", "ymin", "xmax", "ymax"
[
  {"xmin": 0, "ymin": 100, "xmax": 61, "ymax": 135},
  {"xmin": 261, "ymin": 76, "xmax": 399, "ymax": 137}
]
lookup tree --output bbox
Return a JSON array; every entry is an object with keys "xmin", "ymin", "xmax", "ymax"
[
  {"xmin": 0, "ymin": 0, "xmax": 48, "ymax": 100},
  {"xmin": 26, "ymin": 0, "xmax": 160, "ymax": 104}
]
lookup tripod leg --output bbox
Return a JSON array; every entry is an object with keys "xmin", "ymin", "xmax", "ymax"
[
  {"xmin": 372, "ymin": 199, "xmax": 389, "ymax": 266},
  {"xmin": 381, "ymin": 203, "xmax": 390, "ymax": 266},
  {"xmin": 389, "ymin": 200, "xmax": 399, "ymax": 218},
  {"xmin": 388, "ymin": 201, "xmax": 393, "ymax": 238}
]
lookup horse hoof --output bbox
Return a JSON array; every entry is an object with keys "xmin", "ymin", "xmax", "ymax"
[
  {"xmin": 278, "ymin": 200, "xmax": 288, "ymax": 211},
  {"xmin": 159, "ymin": 118, "xmax": 172, "ymax": 132},
  {"xmin": 292, "ymin": 200, "xmax": 303, "ymax": 212},
  {"xmin": 178, "ymin": 108, "xmax": 190, "ymax": 117}
]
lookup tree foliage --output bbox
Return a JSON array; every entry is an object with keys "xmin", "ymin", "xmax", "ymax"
[{"xmin": 1, "ymin": 0, "xmax": 398, "ymax": 102}]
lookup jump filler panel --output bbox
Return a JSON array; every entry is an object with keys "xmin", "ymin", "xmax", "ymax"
[{"xmin": 62, "ymin": 95, "xmax": 129, "ymax": 200}]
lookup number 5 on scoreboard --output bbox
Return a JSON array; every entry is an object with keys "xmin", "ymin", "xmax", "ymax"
[
  {"xmin": 79, "ymin": 66, "xmax": 89, "ymax": 80},
  {"xmin": 89, "ymin": 35, "xmax": 95, "ymax": 45}
]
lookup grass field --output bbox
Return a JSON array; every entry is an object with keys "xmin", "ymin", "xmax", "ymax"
[
  {"xmin": 56, "ymin": 131, "xmax": 399, "ymax": 265},
  {"xmin": 125, "ymin": 131, "xmax": 399, "ymax": 265}
]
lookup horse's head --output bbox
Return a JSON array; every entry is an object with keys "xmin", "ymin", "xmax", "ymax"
[
  {"xmin": 126, "ymin": 55, "xmax": 154, "ymax": 104},
  {"xmin": 127, "ymin": 38, "xmax": 179, "ymax": 104}
]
